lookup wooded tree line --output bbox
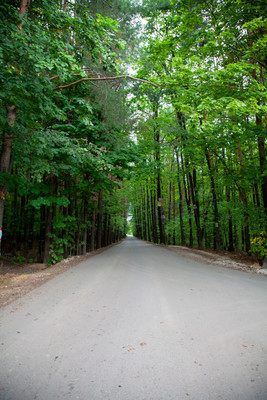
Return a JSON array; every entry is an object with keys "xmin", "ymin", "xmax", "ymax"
[
  {"xmin": 0, "ymin": 0, "xmax": 138, "ymax": 264},
  {"xmin": 129, "ymin": 0, "xmax": 266, "ymax": 262},
  {"xmin": 1, "ymin": 0, "xmax": 266, "ymax": 265}
]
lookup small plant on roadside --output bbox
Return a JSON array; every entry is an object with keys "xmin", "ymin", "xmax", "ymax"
[
  {"xmin": 47, "ymin": 235, "xmax": 69, "ymax": 266},
  {"xmin": 11, "ymin": 253, "xmax": 26, "ymax": 264},
  {"xmin": 250, "ymin": 231, "xmax": 267, "ymax": 266}
]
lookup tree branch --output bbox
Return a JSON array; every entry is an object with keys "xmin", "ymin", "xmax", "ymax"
[{"xmin": 53, "ymin": 75, "xmax": 160, "ymax": 90}]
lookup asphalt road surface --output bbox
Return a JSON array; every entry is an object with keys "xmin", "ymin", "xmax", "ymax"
[{"xmin": 0, "ymin": 237, "xmax": 267, "ymax": 400}]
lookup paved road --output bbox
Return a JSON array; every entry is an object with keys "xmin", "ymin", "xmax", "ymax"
[{"xmin": 0, "ymin": 237, "xmax": 267, "ymax": 400}]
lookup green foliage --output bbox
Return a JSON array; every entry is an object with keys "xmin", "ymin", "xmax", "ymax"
[
  {"xmin": 251, "ymin": 232, "xmax": 267, "ymax": 266},
  {"xmin": 128, "ymin": 0, "xmax": 266, "ymax": 253},
  {"xmin": 11, "ymin": 254, "xmax": 27, "ymax": 264},
  {"xmin": 1, "ymin": 0, "xmax": 266, "ymax": 261},
  {"xmin": 47, "ymin": 235, "xmax": 68, "ymax": 266}
]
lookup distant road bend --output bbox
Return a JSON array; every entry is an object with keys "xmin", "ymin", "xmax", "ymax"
[{"xmin": 0, "ymin": 236, "xmax": 267, "ymax": 400}]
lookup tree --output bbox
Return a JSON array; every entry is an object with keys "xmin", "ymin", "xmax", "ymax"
[{"xmin": 129, "ymin": 0, "xmax": 266, "ymax": 254}]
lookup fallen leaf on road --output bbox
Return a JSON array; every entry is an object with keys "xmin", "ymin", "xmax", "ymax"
[{"xmin": 140, "ymin": 342, "xmax": 147, "ymax": 346}]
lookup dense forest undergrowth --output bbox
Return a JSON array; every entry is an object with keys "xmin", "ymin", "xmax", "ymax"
[{"xmin": 0, "ymin": 0, "xmax": 266, "ymax": 267}]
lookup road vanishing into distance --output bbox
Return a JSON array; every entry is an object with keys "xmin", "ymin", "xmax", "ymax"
[{"xmin": 0, "ymin": 237, "xmax": 267, "ymax": 400}]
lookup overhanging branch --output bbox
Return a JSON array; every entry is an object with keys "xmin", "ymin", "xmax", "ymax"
[{"xmin": 53, "ymin": 75, "xmax": 160, "ymax": 90}]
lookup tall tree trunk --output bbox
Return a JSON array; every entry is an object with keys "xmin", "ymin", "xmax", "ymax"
[
  {"xmin": 256, "ymin": 117, "xmax": 267, "ymax": 216},
  {"xmin": 107, "ymin": 214, "xmax": 111, "ymax": 245},
  {"xmin": 19, "ymin": 0, "xmax": 30, "ymax": 16},
  {"xmin": 43, "ymin": 174, "xmax": 56, "ymax": 263},
  {"xmin": 188, "ymin": 169, "xmax": 202, "ymax": 248},
  {"xmin": 151, "ymin": 188, "xmax": 158, "ymax": 243},
  {"xmin": 82, "ymin": 199, "xmax": 88, "ymax": 255},
  {"xmin": 175, "ymin": 148, "xmax": 185, "ymax": 246},
  {"xmin": 102, "ymin": 213, "xmax": 108, "ymax": 247},
  {"xmin": 248, "ymin": 141, "xmax": 261, "ymax": 208},
  {"xmin": 154, "ymin": 105, "xmax": 166, "ymax": 245},
  {"xmin": 237, "ymin": 141, "xmax": 250, "ymax": 253},
  {"xmin": 96, "ymin": 189, "xmax": 103, "ymax": 249},
  {"xmin": 0, "ymin": 0, "xmax": 30, "ymax": 238},
  {"xmin": 0, "ymin": 106, "xmax": 16, "ymax": 230},
  {"xmin": 172, "ymin": 183, "xmax": 176, "ymax": 245},
  {"xmin": 90, "ymin": 211, "xmax": 96, "ymax": 251},
  {"xmin": 43, "ymin": 207, "xmax": 52, "ymax": 264},
  {"xmin": 157, "ymin": 174, "xmax": 166, "ymax": 244},
  {"xmin": 205, "ymin": 147, "xmax": 220, "ymax": 250},
  {"xmin": 168, "ymin": 179, "xmax": 172, "ymax": 245},
  {"xmin": 226, "ymin": 186, "xmax": 234, "ymax": 252},
  {"xmin": 249, "ymin": 35, "xmax": 267, "ymax": 216},
  {"xmin": 146, "ymin": 184, "xmax": 152, "ymax": 242},
  {"xmin": 181, "ymin": 154, "xmax": 193, "ymax": 247}
]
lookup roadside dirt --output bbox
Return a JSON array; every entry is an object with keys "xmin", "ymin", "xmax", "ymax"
[
  {"xmin": 0, "ymin": 242, "xmax": 122, "ymax": 308},
  {"xmin": 0, "ymin": 240, "xmax": 266, "ymax": 308},
  {"xmin": 148, "ymin": 241, "xmax": 266, "ymax": 275},
  {"xmin": 167, "ymin": 245, "xmax": 265, "ymax": 273}
]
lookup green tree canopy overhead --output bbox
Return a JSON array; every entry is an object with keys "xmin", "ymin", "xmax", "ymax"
[{"xmin": 0, "ymin": 0, "xmax": 266, "ymax": 264}]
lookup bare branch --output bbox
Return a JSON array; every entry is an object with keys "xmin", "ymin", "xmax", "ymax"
[
  {"xmin": 50, "ymin": 75, "xmax": 60, "ymax": 81},
  {"xmin": 53, "ymin": 75, "xmax": 160, "ymax": 90},
  {"xmin": 50, "ymin": 73, "xmax": 88, "ymax": 81}
]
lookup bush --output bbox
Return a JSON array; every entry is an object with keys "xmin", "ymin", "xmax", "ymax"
[{"xmin": 251, "ymin": 231, "xmax": 267, "ymax": 266}]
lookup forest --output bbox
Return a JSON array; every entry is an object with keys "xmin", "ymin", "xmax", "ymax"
[{"xmin": 0, "ymin": 0, "xmax": 266, "ymax": 266}]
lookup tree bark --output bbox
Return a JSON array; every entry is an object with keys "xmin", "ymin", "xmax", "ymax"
[
  {"xmin": 90, "ymin": 211, "xmax": 96, "ymax": 251},
  {"xmin": 82, "ymin": 200, "xmax": 88, "ymax": 255},
  {"xmin": 188, "ymin": 169, "xmax": 202, "ymax": 248},
  {"xmin": 154, "ymin": 105, "xmax": 166, "ymax": 245},
  {"xmin": 237, "ymin": 141, "xmax": 250, "ymax": 253},
  {"xmin": 0, "ymin": 106, "xmax": 16, "ymax": 230},
  {"xmin": 205, "ymin": 147, "xmax": 220, "ymax": 250},
  {"xmin": 181, "ymin": 154, "xmax": 193, "ymax": 247},
  {"xmin": 150, "ymin": 187, "xmax": 158, "ymax": 243},
  {"xmin": 43, "ymin": 207, "xmax": 52, "ymax": 264},
  {"xmin": 256, "ymin": 117, "xmax": 267, "ymax": 215},
  {"xmin": 96, "ymin": 189, "xmax": 103, "ymax": 249},
  {"xmin": 174, "ymin": 148, "xmax": 185, "ymax": 246},
  {"xmin": 0, "ymin": 0, "xmax": 30, "ymax": 232}
]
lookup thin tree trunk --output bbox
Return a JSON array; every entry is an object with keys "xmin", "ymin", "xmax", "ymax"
[
  {"xmin": 157, "ymin": 174, "xmax": 166, "ymax": 244},
  {"xmin": 82, "ymin": 200, "xmax": 88, "ymax": 255},
  {"xmin": 205, "ymin": 147, "xmax": 220, "ymax": 250},
  {"xmin": 0, "ymin": 0, "xmax": 29, "ymax": 234},
  {"xmin": 237, "ymin": 141, "xmax": 250, "ymax": 253},
  {"xmin": 103, "ymin": 213, "xmax": 108, "ymax": 247},
  {"xmin": 107, "ymin": 214, "xmax": 111, "ymax": 245},
  {"xmin": 90, "ymin": 211, "xmax": 96, "ymax": 251},
  {"xmin": 181, "ymin": 154, "xmax": 193, "ymax": 247},
  {"xmin": 167, "ymin": 180, "xmax": 174, "ymax": 244},
  {"xmin": 172, "ymin": 183, "xmax": 176, "ymax": 245},
  {"xmin": 247, "ymin": 141, "xmax": 261, "ymax": 208},
  {"xmin": 226, "ymin": 186, "xmax": 234, "ymax": 252},
  {"xmin": 96, "ymin": 189, "xmax": 103, "ymax": 249},
  {"xmin": 152, "ymin": 189, "xmax": 158, "ymax": 243},
  {"xmin": 0, "ymin": 106, "xmax": 16, "ymax": 230},
  {"xmin": 146, "ymin": 184, "xmax": 152, "ymax": 242},
  {"xmin": 188, "ymin": 169, "xmax": 202, "ymax": 248},
  {"xmin": 257, "ymin": 117, "xmax": 267, "ymax": 215},
  {"xmin": 175, "ymin": 148, "xmax": 185, "ymax": 246},
  {"xmin": 43, "ymin": 174, "xmax": 56, "ymax": 263},
  {"xmin": 154, "ymin": 105, "xmax": 166, "ymax": 245},
  {"xmin": 43, "ymin": 207, "xmax": 52, "ymax": 264}
]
